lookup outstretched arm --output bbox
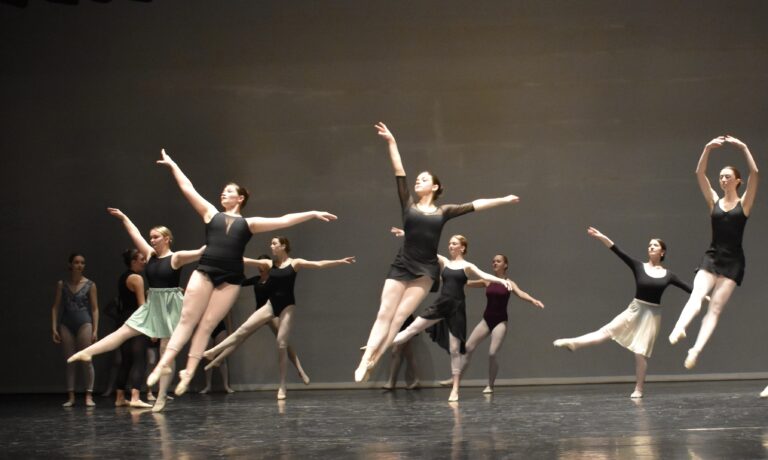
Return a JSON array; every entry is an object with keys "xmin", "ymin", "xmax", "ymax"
[
  {"xmin": 246, "ymin": 211, "xmax": 337, "ymax": 233},
  {"xmin": 375, "ymin": 122, "xmax": 405, "ymax": 176},
  {"xmin": 696, "ymin": 137, "xmax": 725, "ymax": 211},
  {"xmin": 243, "ymin": 257, "xmax": 273, "ymax": 270},
  {"xmin": 465, "ymin": 263, "xmax": 513, "ymax": 291},
  {"xmin": 157, "ymin": 149, "xmax": 217, "ymax": 221},
  {"xmin": 472, "ymin": 195, "xmax": 520, "ymax": 211},
  {"xmin": 726, "ymin": 136, "xmax": 759, "ymax": 215},
  {"xmin": 107, "ymin": 208, "xmax": 153, "ymax": 259},
  {"xmin": 170, "ymin": 245, "xmax": 207, "ymax": 270},
  {"xmin": 509, "ymin": 280, "xmax": 545, "ymax": 309},
  {"xmin": 587, "ymin": 226, "xmax": 614, "ymax": 248},
  {"xmin": 293, "ymin": 256, "xmax": 356, "ymax": 270},
  {"xmin": 466, "ymin": 279, "xmax": 489, "ymax": 289}
]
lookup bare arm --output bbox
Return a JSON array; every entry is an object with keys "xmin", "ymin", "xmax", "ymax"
[
  {"xmin": 51, "ymin": 282, "xmax": 62, "ymax": 344},
  {"xmin": 157, "ymin": 149, "xmax": 217, "ymax": 221},
  {"xmin": 726, "ymin": 136, "xmax": 759, "ymax": 215},
  {"xmin": 292, "ymin": 257, "xmax": 356, "ymax": 271},
  {"xmin": 466, "ymin": 279, "xmax": 489, "ymax": 289},
  {"xmin": 107, "ymin": 208, "xmax": 154, "ymax": 258},
  {"xmin": 243, "ymin": 257, "xmax": 273, "ymax": 270},
  {"xmin": 89, "ymin": 283, "xmax": 99, "ymax": 342},
  {"xmin": 246, "ymin": 211, "xmax": 337, "ymax": 234},
  {"xmin": 170, "ymin": 245, "xmax": 207, "ymax": 270},
  {"xmin": 696, "ymin": 137, "xmax": 725, "ymax": 211},
  {"xmin": 375, "ymin": 122, "xmax": 405, "ymax": 176},
  {"xmin": 472, "ymin": 195, "xmax": 520, "ymax": 212},
  {"xmin": 509, "ymin": 280, "xmax": 545, "ymax": 309},
  {"xmin": 464, "ymin": 263, "xmax": 513, "ymax": 291},
  {"xmin": 587, "ymin": 226, "xmax": 614, "ymax": 248}
]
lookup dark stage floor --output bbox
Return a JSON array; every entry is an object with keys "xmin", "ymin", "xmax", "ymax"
[{"xmin": 2, "ymin": 380, "xmax": 768, "ymax": 459}]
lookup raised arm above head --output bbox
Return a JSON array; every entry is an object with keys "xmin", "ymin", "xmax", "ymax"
[
  {"xmin": 696, "ymin": 137, "xmax": 726, "ymax": 211},
  {"xmin": 375, "ymin": 122, "xmax": 405, "ymax": 176},
  {"xmin": 156, "ymin": 149, "xmax": 217, "ymax": 221},
  {"xmin": 107, "ymin": 208, "xmax": 153, "ymax": 259},
  {"xmin": 472, "ymin": 194, "xmax": 520, "ymax": 212},
  {"xmin": 725, "ymin": 135, "xmax": 759, "ymax": 215},
  {"xmin": 587, "ymin": 226, "xmax": 614, "ymax": 248},
  {"xmin": 293, "ymin": 256, "xmax": 356, "ymax": 271},
  {"xmin": 246, "ymin": 211, "xmax": 337, "ymax": 234}
]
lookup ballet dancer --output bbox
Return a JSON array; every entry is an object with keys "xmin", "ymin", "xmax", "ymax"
[
  {"xmin": 51, "ymin": 253, "xmax": 98, "ymax": 407},
  {"xmin": 668, "ymin": 136, "xmax": 758, "ymax": 369},
  {"xmin": 392, "ymin": 235, "xmax": 513, "ymax": 401},
  {"xmin": 204, "ymin": 236, "xmax": 355, "ymax": 400},
  {"xmin": 146, "ymin": 149, "xmax": 336, "ymax": 397},
  {"xmin": 554, "ymin": 227, "xmax": 695, "ymax": 398},
  {"xmin": 68, "ymin": 208, "xmax": 204, "ymax": 412},
  {"xmin": 355, "ymin": 122, "xmax": 519, "ymax": 382},
  {"xmin": 200, "ymin": 316, "xmax": 235, "ymax": 394},
  {"xmin": 442, "ymin": 254, "xmax": 544, "ymax": 394}
]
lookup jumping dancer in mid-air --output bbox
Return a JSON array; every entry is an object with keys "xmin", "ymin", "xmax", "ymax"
[
  {"xmin": 554, "ymin": 227, "xmax": 695, "ymax": 398},
  {"xmin": 146, "ymin": 149, "xmax": 336, "ymax": 396},
  {"xmin": 668, "ymin": 136, "xmax": 758, "ymax": 370},
  {"xmin": 204, "ymin": 236, "xmax": 354, "ymax": 400},
  {"xmin": 392, "ymin": 235, "xmax": 513, "ymax": 401},
  {"xmin": 355, "ymin": 122, "xmax": 519, "ymax": 382}
]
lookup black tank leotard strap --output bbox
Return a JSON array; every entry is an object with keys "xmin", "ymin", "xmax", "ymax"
[{"xmin": 268, "ymin": 263, "xmax": 297, "ymax": 317}]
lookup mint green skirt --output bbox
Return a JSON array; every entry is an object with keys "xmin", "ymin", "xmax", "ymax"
[{"xmin": 124, "ymin": 287, "xmax": 183, "ymax": 339}]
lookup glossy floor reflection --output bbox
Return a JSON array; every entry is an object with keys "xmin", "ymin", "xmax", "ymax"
[{"xmin": 2, "ymin": 380, "xmax": 768, "ymax": 459}]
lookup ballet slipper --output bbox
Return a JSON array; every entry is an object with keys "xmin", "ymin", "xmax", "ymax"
[
  {"xmin": 85, "ymin": 393, "xmax": 95, "ymax": 407},
  {"xmin": 62, "ymin": 399, "xmax": 75, "ymax": 408},
  {"xmin": 438, "ymin": 377, "xmax": 453, "ymax": 387},
  {"xmin": 67, "ymin": 351, "xmax": 92, "ymax": 363},
  {"xmin": 482, "ymin": 386, "xmax": 493, "ymax": 394},
  {"xmin": 299, "ymin": 370, "xmax": 310, "ymax": 385},
  {"xmin": 199, "ymin": 387, "xmax": 211, "ymax": 395},
  {"xmin": 448, "ymin": 391, "xmax": 459, "ymax": 402},
  {"xmin": 147, "ymin": 365, "xmax": 172, "ymax": 387},
  {"xmin": 151, "ymin": 397, "xmax": 167, "ymax": 413},
  {"xmin": 759, "ymin": 386, "xmax": 768, "ymax": 398},
  {"xmin": 382, "ymin": 382, "xmax": 395, "ymax": 390},
  {"xmin": 630, "ymin": 390, "xmax": 643, "ymax": 399},
  {"xmin": 225, "ymin": 387, "xmax": 235, "ymax": 394},
  {"xmin": 668, "ymin": 329, "xmax": 686, "ymax": 345},
  {"xmin": 354, "ymin": 361, "xmax": 374, "ymax": 383},
  {"xmin": 114, "ymin": 399, "xmax": 129, "ymax": 407},
  {"xmin": 684, "ymin": 349, "xmax": 699, "ymax": 370},
  {"xmin": 406, "ymin": 380, "xmax": 420, "ymax": 390},
  {"xmin": 174, "ymin": 369, "xmax": 193, "ymax": 396},
  {"xmin": 202, "ymin": 348, "xmax": 219, "ymax": 362},
  {"xmin": 553, "ymin": 339, "xmax": 575, "ymax": 352},
  {"xmin": 276, "ymin": 387, "xmax": 287, "ymax": 400},
  {"xmin": 129, "ymin": 400, "xmax": 153, "ymax": 408},
  {"xmin": 146, "ymin": 392, "xmax": 156, "ymax": 401}
]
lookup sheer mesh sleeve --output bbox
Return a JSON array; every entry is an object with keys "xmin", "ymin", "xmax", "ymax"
[
  {"xmin": 441, "ymin": 202, "xmax": 475, "ymax": 220},
  {"xmin": 396, "ymin": 175, "xmax": 412, "ymax": 213}
]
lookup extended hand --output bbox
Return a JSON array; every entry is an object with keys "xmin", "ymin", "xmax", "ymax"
[
  {"xmin": 314, "ymin": 211, "xmax": 338, "ymax": 222},
  {"xmin": 375, "ymin": 122, "xmax": 396, "ymax": 144}
]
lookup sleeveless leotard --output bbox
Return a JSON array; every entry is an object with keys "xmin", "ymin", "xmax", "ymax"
[
  {"xmin": 268, "ymin": 263, "xmax": 297, "ymax": 317},
  {"xmin": 482, "ymin": 282, "xmax": 512, "ymax": 331},
  {"xmin": 59, "ymin": 279, "xmax": 94, "ymax": 335},
  {"xmin": 197, "ymin": 213, "xmax": 253, "ymax": 286},
  {"xmin": 698, "ymin": 200, "xmax": 747, "ymax": 285},
  {"xmin": 387, "ymin": 176, "xmax": 474, "ymax": 290},
  {"xmin": 421, "ymin": 266, "xmax": 469, "ymax": 354},
  {"xmin": 125, "ymin": 255, "xmax": 184, "ymax": 338}
]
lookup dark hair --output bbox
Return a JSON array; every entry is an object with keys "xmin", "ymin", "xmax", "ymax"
[
  {"xmin": 722, "ymin": 166, "xmax": 743, "ymax": 190},
  {"xmin": 122, "ymin": 248, "xmax": 140, "ymax": 267},
  {"xmin": 227, "ymin": 182, "xmax": 250, "ymax": 209},
  {"xmin": 272, "ymin": 236, "xmax": 291, "ymax": 253},
  {"xmin": 421, "ymin": 171, "xmax": 443, "ymax": 200},
  {"xmin": 68, "ymin": 253, "xmax": 85, "ymax": 264},
  {"xmin": 651, "ymin": 238, "xmax": 667, "ymax": 262}
]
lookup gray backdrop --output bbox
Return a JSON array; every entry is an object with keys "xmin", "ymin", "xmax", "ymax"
[{"xmin": 2, "ymin": 1, "xmax": 767, "ymax": 393}]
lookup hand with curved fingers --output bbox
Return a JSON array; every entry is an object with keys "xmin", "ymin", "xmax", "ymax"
[
  {"xmin": 52, "ymin": 330, "xmax": 61, "ymax": 344},
  {"xmin": 391, "ymin": 227, "xmax": 405, "ymax": 237},
  {"xmin": 339, "ymin": 256, "xmax": 356, "ymax": 264},
  {"xmin": 704, "ymin": 136, "xmax": 726, "ymax": 151},
  {"xmin": 503, "ymin": 194, "xmax": 520, "ymax": 205},
  {"xmin": 106, "ymin": 207, "xmax": 126, "ymax": 220},
  {"xmin": 313, "ymin": 211, "xmax": 338, "ymax": 222},
  {"xmin": 156, "ymin": 148, "xmax": 176, "ymax": 168},
  {"xmin": 375, "ymin": 122, "xmax": 396, "ymax": 144},
  {"xmin": 531, "ymin": 299, "xmax": 545, "ymax": 309}
]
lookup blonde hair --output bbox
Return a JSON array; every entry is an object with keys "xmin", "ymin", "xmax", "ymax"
[
  {"xmin": 151, "ymin": 226, "xmax": 174, "ymax": 246},
  {"xmin": 451, "ymin": 234, "xmax": 468, "ymax": 255}
]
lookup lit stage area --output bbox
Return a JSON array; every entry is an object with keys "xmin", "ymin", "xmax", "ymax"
[{"xmin": 3, "ymin": 380, "xmax": 767, "ymax": 459}]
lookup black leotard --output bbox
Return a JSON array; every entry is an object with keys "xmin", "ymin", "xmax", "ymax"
[
  {"xmin": 698, "ymin": 200, "xmax": 747, "ymax": 285},
  {"xmin": 267, "ymin": 263, "xmax": 297, "ymax": 317},
  {"xmin": 145, "ymin": 255, "xmax": 181, "ymax": 288},
  {"xmin": 242, "ymin": 275, "xmax": 272, "ymax": 309},
  {"xmin": 421, "ymin": 266, "xmax": 469, "ymax": 354},
  {"xmin": 117, "ymin": 270, "xmax": 141, "ymax": 323},
  {"xmin": 197, "ymin": 213, "xmax": 253, "ymax": 286},
  {"xmin": 388, "ymin": 176, "xmax": 474, "ymax": 289},
  {"xmin": 610, "ymin": 245, "xmax": 692, "ymax": 303}
]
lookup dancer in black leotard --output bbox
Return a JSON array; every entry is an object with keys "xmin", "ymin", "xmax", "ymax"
[
  {"xmin": 554, "ymin": 227, "xmax": 694, "ymax": 398},
  {"xmin": 445, "ymin": 254, "xmax": 543, "ymax": 394},
  {"xmin": 355, "ymin": 122, "xmax": 520, "ymax": 383},
  {"xmin": 668, "ymin": 136, "xmax": 758, "ymax": 370},
  {"xmin": 146, "ymin": 149, "xmax": 337, "ymax": 397},
  {"xmin": 393, "ymin": 235, "xmax": 512, "ymax": 401},
  {"xmin": 68, "ymin": 208, "xmax": 204, "ymax": 411},
  {"xmin": 204, "ymin": 236, "xmax": 354, "ymax": 400},
  {"xmin": 51, "ymin": 253, "xmax": 99, "ymax": 407}
]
